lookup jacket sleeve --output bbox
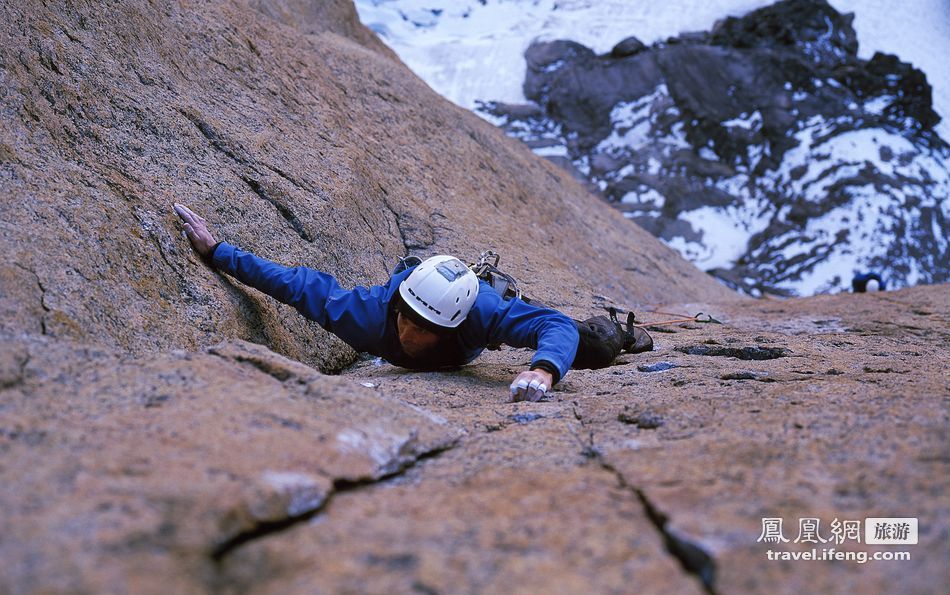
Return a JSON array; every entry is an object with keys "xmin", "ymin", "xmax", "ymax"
[
  {"xmin": 467, "ymin": 285, "xmax": 579, "ymax": 383},
  {"xmin": 210, "ymin": 242, "xmax": 389, "ymax": 353}
]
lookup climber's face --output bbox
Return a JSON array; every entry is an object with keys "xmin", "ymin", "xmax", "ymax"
[{"xmin": 397, "ymin": 312, "xmax": 441, "ymax": 358}]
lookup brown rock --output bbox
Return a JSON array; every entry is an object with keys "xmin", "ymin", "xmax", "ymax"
[
  {"xmin": 1, "ymin": 0, "xmax": 946, "ymax": 593},
  {"xmin": 0, "ymin": 335, "xmax": 459, "ymax": 593},
  {"xmin": 248, "ymin": 0, "xmax": 398, "ymax": 58},
  {"xmin": 568, "ymin": 286, "xmax": 950, "ymax": 594},
  {"xmin": 0, "ymin": 0, "xmax": 733, "ymax": 374},
  {"xmin": 220, "ymin": 466, "xmax": 706, "ymax": 594},
  {"xmin": 213, "ymin": 285, "xmax": 944, "ymax": 594}
]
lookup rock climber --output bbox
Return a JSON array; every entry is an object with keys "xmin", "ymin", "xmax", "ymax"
[
  {"xmin": 173, "ymin": 203, "xmax": 649, "ymax": 402},
  {"xmin": 852, "ymin": 272, "xmax": 886, "ymax": 293}
]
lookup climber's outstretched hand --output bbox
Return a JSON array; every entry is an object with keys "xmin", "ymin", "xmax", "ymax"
[
  {"xmin": 173, "ymin": 203, "xmax": 217, "ymax": 259},
  {"xmin": 509, "ymin": 369, "xmax": 553, "ymax": 402}
]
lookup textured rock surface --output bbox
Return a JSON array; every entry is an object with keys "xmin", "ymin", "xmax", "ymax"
[
  {"xmin": 0, "ymin": 339, "xmax": 458, "ymax": 593},
  {"xmin": 1, "ymin": 0, "xmax": 947, "ymax": 593},
  {"xmin": 248, "ymin": 0, "xmax": 397, "ymax": 57},
  {"xmin": 0, "ymin": 337, "xmax": 459, "ymax": 594},
  {"xmin": 0, "ymin": 0, "xmax": 732, "ymax": 375},
  {"xmin": 483, "ymin": 0, "xmax": 949, "ymax": 296},
  {"xmin": 208, "ymin": 284, "xmax": 948, "ymax": 594},
  {"xmin": 3, "ymin": 286, "xmax": 946, "ymax": 593}
]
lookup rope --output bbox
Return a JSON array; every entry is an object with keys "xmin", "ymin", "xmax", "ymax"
[{"xmin": 632, "ymin": 312, "xmax": 723, "ymax": 328}]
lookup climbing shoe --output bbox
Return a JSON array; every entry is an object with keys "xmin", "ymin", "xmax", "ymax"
[{"xmin": 608, "ymin": 308, "xmax": 654, "ymax": 354}]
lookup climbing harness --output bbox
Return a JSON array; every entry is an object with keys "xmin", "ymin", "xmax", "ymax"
[
  {"xmin": 469, "ymin": 250, "xmax": 543, "ymax": 350},
  {"xmin": 392, "ymin": 255, "xmax": 423, "ymax": 276},
  {"xmin": 469, "ymin": 250, "xmax": 721, "ymax": 329},
  {"xmin": 470, "ymin": 250, "xmax": 525, "ymax": 302}
]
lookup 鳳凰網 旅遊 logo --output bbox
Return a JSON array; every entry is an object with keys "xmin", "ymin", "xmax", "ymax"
[
  {"xmin": 863, "ymin": 518, "xmax": 918, "ymax": 544},
  {"xmin": 756, "ymin": 516, "xmax": 916, "ymax": 563}
]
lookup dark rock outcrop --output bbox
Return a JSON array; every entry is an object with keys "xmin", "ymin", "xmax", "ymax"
[
  {"xmin": 483, "ymin": 0, "xmax": 949, "ymax": 296},
  {"xmin": 611, "ymin": 36, "xmax": 647, "ymax": 59}
]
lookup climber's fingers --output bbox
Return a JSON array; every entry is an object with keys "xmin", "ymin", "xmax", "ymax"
[
  {"xmin": 183, "ymin": 222, "xmax": 200, "ymax": 241},
  {"xmin": 174, "ymin": 203, "xmax": 195, "ymax": 225},
  {"xmin": 508, "ymin": 370, "xmax": 550, "ymax": 403},
  {"xmin": 527, "ymin": 378, "xmax": 547, "ymax": 402},
  {"xmin": 174, "ymin": 204, "xmax": 216, "ymax": 258},
  {"xmin": 175, "ymin": 203, "xmax": 204, "ymax": 226},
  {"xmin": 509, "ymin": 377, "xmax": 529, "ymax": 401}
]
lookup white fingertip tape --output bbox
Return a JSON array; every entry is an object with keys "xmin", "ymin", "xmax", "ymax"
[
  {"xmin": 510, "ymin": 378, "xmax": 529, "ymax": 394},
  {"xmin": 538, "ymin": 384, "xmax": 547, "ymax": 394},
  {"xmin": 528, "ymin": 379, "xmax": 541, "ymax": 390}
]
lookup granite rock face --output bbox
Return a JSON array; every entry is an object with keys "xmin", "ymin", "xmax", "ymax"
[
  {"xmin": 0, "ymin": 336, "xmax": 459, "ymax": 594},
  {"xmin": 484, "ymin": 0, "xmax": 949, "ymax": 296},
  {"xmin": 1, "ymin": 1, "xmax": 947, "ymax": 593},
  {"xmin": 3, "ymin": 286, "xmax": 948, "ymax": 593},
  {"xmin": 215, "ymin": 285, "xmax": 949, "ymax": 594},
  {"xmin": 0, "ymin": 0, "xmax": 731, "ymax": 373},
  {"xmin": 248, "ymin": 0, "xmax": 397, "ymax": 57}
]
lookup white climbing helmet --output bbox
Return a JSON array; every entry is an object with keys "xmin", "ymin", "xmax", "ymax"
[{"xmin": 398, "ymin": 255, "xmax": 480, "ymax": 329}]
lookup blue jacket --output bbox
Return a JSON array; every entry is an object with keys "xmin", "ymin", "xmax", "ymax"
[{"xmin": 211, "ymin": 243, "xmax": 580, "ymax": 382}]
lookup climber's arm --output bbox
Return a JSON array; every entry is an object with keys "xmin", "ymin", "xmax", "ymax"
[
  {"xmin": 172, "ymin": 203, "xmax": 389, "ymax": 352},
  {"xmin": 465, "ymin": 285, "xmax": 579, "ymax": 402}
]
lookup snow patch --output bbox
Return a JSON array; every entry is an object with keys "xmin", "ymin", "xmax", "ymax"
[{"xmin": 722, "ymin": 111, "xmax": 763, "ymax": 131}]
